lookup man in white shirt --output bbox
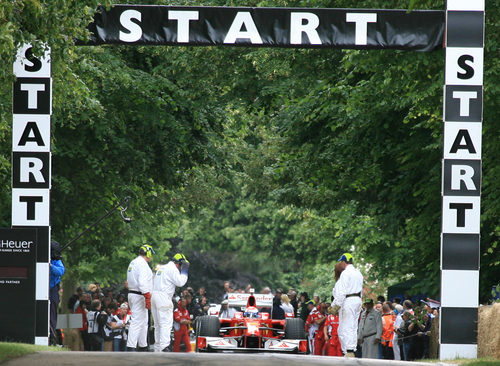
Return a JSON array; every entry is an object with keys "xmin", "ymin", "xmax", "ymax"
[
  {"xmin": 151, "ymin": 253, "xmax": 189, "ymax": 352},
  {"xmin": 126, "ymin": 244, "xmax": 154, "ymax": 351},
  {"xmin": 219, "ymin": 299, "xmax": 236, "ymax": 318},
  {"xmin": 393, "ymin": 304, "xmax": 404, "ymax": 360},
  {"xmin": 332, "ymin": 253, "xmax": 364, "ymax": 357}
]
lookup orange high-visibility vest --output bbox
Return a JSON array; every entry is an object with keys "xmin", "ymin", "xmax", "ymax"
[{"xmin": 381, "ymin": 314, "xmax": 394, "ymax": 347}]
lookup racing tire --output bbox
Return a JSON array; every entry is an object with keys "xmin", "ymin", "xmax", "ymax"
[
  {"xmin": 196, "ymin": 315, "xmax": 220, "ymax": 337},
  {"xmin": 284, "ymin": 318, "xmax": 306, "ymax": 340},
  {"xmin": 195, "ymin": 315, "xmax": 220, "ymax": 352}
]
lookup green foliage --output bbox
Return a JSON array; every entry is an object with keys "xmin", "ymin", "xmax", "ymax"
[{"xmin": 0, "ymin": 0, "xmax": 498, "ymax": 302}]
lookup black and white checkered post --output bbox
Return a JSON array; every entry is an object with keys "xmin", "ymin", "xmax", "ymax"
[
  {"xmin": 12, "ymin": 44, "xmax": 52, "ymax": 345},
  {"xmin": 440, "ymin": 0, "xmax": 484, "ymax": 359}
]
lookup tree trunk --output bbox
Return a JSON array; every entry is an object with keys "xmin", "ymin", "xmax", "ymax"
[{"xmin": 60, "ymin": 270, "xmax": 78, "ymax": 314}]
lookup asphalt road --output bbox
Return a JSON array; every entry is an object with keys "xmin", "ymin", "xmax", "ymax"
[{"xmin": 4, "ymin": 352, "xmax": 457, "ymax": 366}]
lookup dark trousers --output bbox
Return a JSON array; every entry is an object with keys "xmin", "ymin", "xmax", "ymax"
[
  {"xmin": 381, "ymin": 343, "xmax": 394, "ymax": 360},
  {"xmin": 49, "ymin": 284, "xmax": 60, "ymax": 335},
  {"xmin": 410, "ymin": 337, "xmax": 424, "ymax": 360},
  {"xmin": 80, "ymin": 330, "xmax": 91, "ymax": 351},
  {"xmin": 403, "ymin": 342, "xmax": 411, "ymax": 360},
  {"xmin": 422, "ymin": 336, "xmax": 430, "ymax": 359},
  {"xmin": 89, "ymin": 334, "xmax": 103, "ymax": 351}
]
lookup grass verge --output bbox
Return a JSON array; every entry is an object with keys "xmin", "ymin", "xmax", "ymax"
[
  {"xmin": 0, "ymin": 342, "xmax": 65, "ymax": 364},
  {"xmin": 461, "ymin": 360, "xmax": 500, "ymax": 366},
  {"xmin": 434, "ymin": 358, "xmax": 500, "ymax": 366}
]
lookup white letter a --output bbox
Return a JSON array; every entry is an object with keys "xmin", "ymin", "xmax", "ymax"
[{"xmin": 224, "ymin": 12, "xmax": 263, "ymax": 44}]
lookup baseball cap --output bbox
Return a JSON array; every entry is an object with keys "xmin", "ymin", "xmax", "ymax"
[
  {"xmin": 306, "ymin": 300, "xmax": 316, "ymax": 306},
  {"xmin": 222, "ymin": 300, "xmax": 229, "ymax": 305},
  {"xmin": 364, "ymin": 298, "xmax": 374, "ymax": 304},
  {"xmin": 120, "ymin": 303, "xmax": 129, "ymax": 310},
  {"xmin": 421, "ymin": 299, "xmax": 440, "ymax": 309},
  {"xmin": 338, "ymin": 253, "xmax": 353, "ymax": 263}
]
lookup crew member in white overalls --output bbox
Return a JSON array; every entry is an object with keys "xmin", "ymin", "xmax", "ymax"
[
  {"xmin": 126, "ymin": 244, "xmax": 154, "ymax": 351},
  {"xmin": 332, "ymin": 253, "xmax": 364, "ymax": 357},
  {"xmin": 151, "ymin": 253, "xmax": 189, "ymax": 352}
]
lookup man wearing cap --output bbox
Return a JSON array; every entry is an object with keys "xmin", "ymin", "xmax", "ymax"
[
  {"xmin": 332, "ymin": 253, "xmax": 364, "ymax": 357},
  {"xmin": 126, "ymin": 244, "xmax": 155, "ymax": 351},
  {"xmin": 219, "ymin": 300, "xmax": 236, "ymax": 318},
  {"xmin": 151, "ymin": 253, "xmax": 189, "ymax": 352},
  {"xmin": 357, "ymin": 298, "xmax": 382, "ymax": 359},
  {"xmin": 422, "ymin": 299, "xmax": 440, "ymax": 319}
]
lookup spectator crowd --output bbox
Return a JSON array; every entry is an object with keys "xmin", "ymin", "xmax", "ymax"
[
  {"xmin": 62, "ymin": 281, "xmax": 210, "ymax": 352},
  {"xmin": 60, "ymin": 279, "xmax": 439, "ymax": 360}
]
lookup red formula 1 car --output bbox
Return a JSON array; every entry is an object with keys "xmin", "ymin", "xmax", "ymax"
[{"xmin": 195, "ymin": 292, "xmax": 307, "ymax": 353}]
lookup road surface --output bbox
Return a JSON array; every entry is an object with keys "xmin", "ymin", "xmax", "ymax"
[{"xmin": 3, "ymin": 351, "xmax": 457, "ymax": 366}]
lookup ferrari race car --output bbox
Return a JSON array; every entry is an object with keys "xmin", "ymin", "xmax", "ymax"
[{"xmin": 195, "ymin": 292, "xmax": 307, "ymax": 353}]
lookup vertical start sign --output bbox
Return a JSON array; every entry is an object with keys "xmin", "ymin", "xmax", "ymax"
[
  {"xmin": 440, "ymin": 0, "xmax": 484, "ymax": 360},
  {"xmin": 12, "ymin": 44, "xmax": 52, "ymax": 345}
]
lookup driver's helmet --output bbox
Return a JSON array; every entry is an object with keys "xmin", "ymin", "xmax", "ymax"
[{"xmin": 244, "ymin": 306, "xmax": 259, "ymax": 318}]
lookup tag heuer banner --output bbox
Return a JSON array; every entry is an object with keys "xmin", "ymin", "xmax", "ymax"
[{"xmin": 82, "ymin": 5, "xmax": 445, "ymax": 51}]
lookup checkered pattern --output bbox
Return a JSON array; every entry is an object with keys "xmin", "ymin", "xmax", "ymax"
[
  {"xmin": 440, "ymin": 0, "xmax": 484, "ymax": 360},
  {"xmin": 12, "ymin": 44, "xmax": 52, "ymax": 345}
]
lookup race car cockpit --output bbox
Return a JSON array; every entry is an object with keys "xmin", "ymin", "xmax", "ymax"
[
  {"xmin": 244, "ymin": 306, "xmax": 260, "ymax": 318},
  {"xmin": 243, "ymin": 294, "xmax": 260, "ymax": 318}
]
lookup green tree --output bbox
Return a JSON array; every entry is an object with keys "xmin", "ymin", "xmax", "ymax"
[{"xmin": 1, "ymin": 0, "xmax": 498, "ymax": 304}]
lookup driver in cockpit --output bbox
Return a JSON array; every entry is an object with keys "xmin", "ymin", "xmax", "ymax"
[{"xmin": 244, "ymin": 306, "xmax": 260, "ymax": 318}]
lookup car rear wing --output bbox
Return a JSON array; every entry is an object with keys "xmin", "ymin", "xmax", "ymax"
[{"xmin": 227, "ymin": 293, "xmax": 273, "ymax": 308}]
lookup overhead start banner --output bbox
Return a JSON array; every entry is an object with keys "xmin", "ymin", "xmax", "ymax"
[{"xmin": 82, "ymin": 5, "xmax": 445, "ymax": 51}]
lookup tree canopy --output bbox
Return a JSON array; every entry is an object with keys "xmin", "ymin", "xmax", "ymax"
[{"xmin": 0, "ymin": 0, "xmax": 498, "ymax": 303}]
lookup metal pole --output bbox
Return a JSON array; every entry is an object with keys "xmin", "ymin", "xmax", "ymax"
[{"xmin": 60, "ymin": 196, "xmax": 131, "ymax": 252}]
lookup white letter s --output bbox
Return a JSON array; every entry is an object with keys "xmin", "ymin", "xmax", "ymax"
[{"xmin": 119, "ymin": 10, "xmax": 142, "ymax": 42}]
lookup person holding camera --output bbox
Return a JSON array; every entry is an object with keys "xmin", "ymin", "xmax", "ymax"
[
  {"xmin": 151, "ymin": 253, "xmax": 189, "ymax": 352},
  {"xmin": 126, "ymin": 244, "xmax": 155, "ymax": 351},
  {"xmin": 112, "ymin": 303, "xmax": 131, "ymax": 351},
  {"xmin": 49, "ymin": 240, "xmax": 65, "ymax": 344},
  {"xmin": 86, "ymin": 299, "xmax": 108, "ymax": 351},
  {"xmin": 102, "ymin": 302, "xmax": 124, "ymax": 351},
  {"xmin": 75, "ymin": 292, "xmax": 92, "ymax": 350}
]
